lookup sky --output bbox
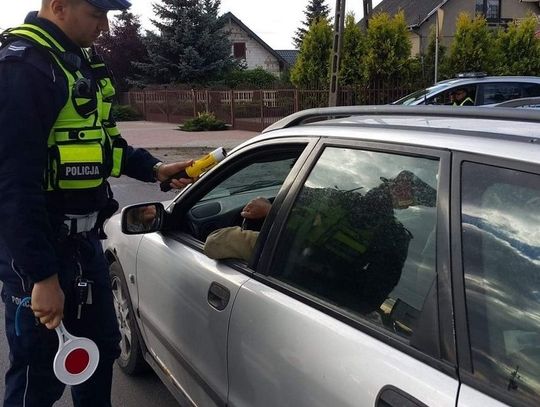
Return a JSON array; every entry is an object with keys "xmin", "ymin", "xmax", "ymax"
[{"xmin": 0, "ymin": 0, "xmax": 382, "ymax": 49}]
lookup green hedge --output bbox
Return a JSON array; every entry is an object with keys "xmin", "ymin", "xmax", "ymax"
[
  {"xmin": 180, "ymin": 112, "xmax": 227, "ymax": 132},
  {"xmin": 112, "ymin": 104, "xmax": 142, "ymax": 121}
]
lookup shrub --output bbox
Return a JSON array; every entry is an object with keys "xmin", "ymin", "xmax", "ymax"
[
  {"xmin": 180, "ymin": 112, "xmax": 227, "ymax": 132},
  {"xmin": 111, "ymin": 104, "xmax": 141, "ymax": 121}
]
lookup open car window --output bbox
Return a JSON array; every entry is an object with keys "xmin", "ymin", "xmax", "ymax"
[{"xmin": 171, "ymin": 144, "xmax": 307, "ymax": 243}]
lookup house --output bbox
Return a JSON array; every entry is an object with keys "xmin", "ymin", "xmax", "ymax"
[
  {"xmin": 359, "ymin": 0, "xmax": 540, "ymax": 55},
  {"xmin": 222, "ymin": 12, "xmax": 294, "ymax": 76}
]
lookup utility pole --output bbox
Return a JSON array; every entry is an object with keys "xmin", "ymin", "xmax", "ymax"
[
  {"xmin": 363, "ymin": 0, "xmax": 373, "ymax": 29},
  {"xmin": 328, "ymin": 0, "xmax": 346, "ymax": 107}
]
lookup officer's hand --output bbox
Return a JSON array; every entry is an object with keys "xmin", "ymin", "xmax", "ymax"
[
  {"xmin": 157, "ymin": 161, "xmax": 194, "ymax": 189},
  {"xmin": 31, "ymin": 274, "xmax": 65, "ymax": 330}
]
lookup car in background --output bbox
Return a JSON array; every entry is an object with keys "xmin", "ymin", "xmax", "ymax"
[
  {"xmin": 393, "ymin": 73, "xmax": 540, "ymax": 106},
  {"xmin": 103, "ymin": 106, "xmax": 540, "ymax": 407}
]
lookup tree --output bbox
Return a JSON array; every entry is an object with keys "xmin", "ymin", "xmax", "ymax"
[
  {"xmin": 445, "ymin": 13, "xmax": 497, "ymax": 76},
  {"xmin": 293, "ymin": 0, "xmax": 331, "ymax": 49},
  {"xmin": 95, "ymin": 11, "xmax": 148, "ymax": 91},
  {"xmin": 495, "ymin": 14, "xmax": 540, "ymax": 76},
  {"xmin": 290, "ymin": 18, "xmax": 333, "ymax": 88},
  {"xmin": 363, "ymin": 11, "xmax": 412, "ymax": 82},
  {"xmin": 339, "ymin": 13, "xmax": 366, "ymax": 87},
  {"xmin": 135, "ymin": 0, "xmax": 233, "ymax": 85}
]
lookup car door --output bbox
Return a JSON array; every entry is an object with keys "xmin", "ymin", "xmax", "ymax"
[
  {"xmin": 227, "ymin": 140, "xmax": 459, "ymax": 406},
  {"xmin": 453, "ymin": 155, "xmax": 540, "ymax": 407},
  {"xmin": 135, "ymin": 139, "xmax": 314, "ymax": 407}
]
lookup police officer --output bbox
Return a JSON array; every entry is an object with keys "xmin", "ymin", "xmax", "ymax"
[
  {"xmin": 451, "ymin": 87, "xmax": 475, "ymax": 106},
  {"xmin": 0, "ymin": 1, "xmax": 193, "ymax": 406}
]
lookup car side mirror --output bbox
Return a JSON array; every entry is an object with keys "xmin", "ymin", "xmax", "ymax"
[{"xmin": 121, "ymin": 202, "xmax": 165, "ymax": 235}]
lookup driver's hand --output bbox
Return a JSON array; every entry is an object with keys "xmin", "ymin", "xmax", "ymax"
[{"xmin": 241, "ymin": 197, "xmax": 271, "ymax": 220}]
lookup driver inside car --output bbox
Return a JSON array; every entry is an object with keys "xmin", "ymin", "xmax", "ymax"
[{"xmin": 204, "ymin": 197, "xmax": 272, "ymax": 261}]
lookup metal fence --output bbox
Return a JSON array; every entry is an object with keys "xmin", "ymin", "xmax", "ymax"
[{"xmin": 121, "ymin": 82, "xmax": 419, "ymax": 132}]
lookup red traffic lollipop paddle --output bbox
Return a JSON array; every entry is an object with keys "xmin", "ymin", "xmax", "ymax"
[{"xmin": 53, "ymin": 322, "xmax": 100, "ymax": 385}]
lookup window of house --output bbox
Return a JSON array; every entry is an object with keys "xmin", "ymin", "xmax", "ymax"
[
  {"xmin": 268, "ymin": 147, "xmax": 440, "ymax": 340},
  {"xmin": 461, "ymin": 162, "xmax": 540, "ymax": 405},
  {"xmin": 233, "ymin": 42, "xmax": 246, "ymax": 59},
  {"xmin": 475, "ymin": 0, "xmax": 501, "ymax": 20}
]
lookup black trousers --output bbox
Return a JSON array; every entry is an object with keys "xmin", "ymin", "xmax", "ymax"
[{"xmin": 1, "ymin": 231, "xmax": 121, "ymax": 407}]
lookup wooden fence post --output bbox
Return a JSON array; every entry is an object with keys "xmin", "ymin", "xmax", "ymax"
[
  {"xmin": 205, "ymin": 90, "xmax": 209, "ymax": 113},
  {"xmin": 294, "ymin": 89, "xmax": 299, "ymax": 112},
  {"xmin": 192, "ymin": 89, "xmax": 197, "ymax": 117},
  {"xmin": 142, "ymin": 91, "xmax": 147, "ymax": 120},
  {"xmin": 230, "ymin": 90, "xmax": 235, "ymax": 129},
  {"xmin": 260, "ymin": 90, "xmax": 264, "ymax": 131}
]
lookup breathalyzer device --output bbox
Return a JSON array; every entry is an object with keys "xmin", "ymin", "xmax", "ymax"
[{"xmin": 160, "ymin": 147, "xmax": 227, "ymax": 192}]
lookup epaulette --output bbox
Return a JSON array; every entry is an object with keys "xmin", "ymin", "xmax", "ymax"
[
  {"xmin": 0, "ymin": 39, "xmax": 30, "ymax": 61},
  {"xmin": 0, "ymin": 39, "xmax": 59, "ymax": 82}
]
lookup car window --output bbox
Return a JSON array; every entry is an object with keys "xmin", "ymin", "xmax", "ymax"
[
  {"xmin": 481, "ymin": 82, "xmax": 523, "ymax": 104},
  {"xmin": 176, "ymin": 146, "xmax": 305, "ymax": 242},
  {"xmin": 268, "ymin": 147, "xmax": 440, "ymax": 341},
  {"xmin": 426, "ymin": 85, "xmax": 477, "ymax": 106},
  {"xmin": 521, "ymin": 83, "xmax": 540, "ymax": 98},
  {"xmin": 461, "ymin": 162, "xmax": 540, "ymax": 405}
]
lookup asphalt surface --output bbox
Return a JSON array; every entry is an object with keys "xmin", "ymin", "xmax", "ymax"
[{"xmin": 0, "ymin": 122, "xmax": 257, "ymax": 406}]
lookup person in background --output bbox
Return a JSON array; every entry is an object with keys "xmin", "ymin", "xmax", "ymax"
[
  {"xmin": 0, "ymin": 1, "xmax": 193, "ymax": 406},
  {"xmin": 452, "ymin": 87, "xmax": 475, "ymax": 106}
]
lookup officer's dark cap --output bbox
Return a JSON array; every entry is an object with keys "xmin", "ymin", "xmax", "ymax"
[{"xmin": 85, "ymin": 0, "xmax": 131, "ymax": 11}]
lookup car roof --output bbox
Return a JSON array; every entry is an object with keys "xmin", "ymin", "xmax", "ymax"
[
  {"xmin": 436, "ymin": 75, "xmax": 540, "ymax": 86},
  {"xmin": 248, "ymin": 106, "xmax": 540, "ymax": 165}
]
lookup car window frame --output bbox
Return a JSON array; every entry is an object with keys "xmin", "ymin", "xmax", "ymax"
[
  {"xmin": 451, "ymin": 152, "xmax": 540, "ymax": 407},
  {"xmin": 254, "ymin": 137, "xmax": 456, "ymax": 377},
  {"xmin": 162, "ymin": 137, "xmax": 319, "ymax": 269}
]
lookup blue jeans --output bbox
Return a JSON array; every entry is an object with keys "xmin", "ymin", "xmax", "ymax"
[{"xmin": 1, "ymin": 231, "xmax": 120, "ymax": 407}]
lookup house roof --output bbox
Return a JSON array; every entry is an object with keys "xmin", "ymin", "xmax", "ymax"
[
  {"xmin": 222, "ymin": 12, "xmax": 290, "ymax": 67},
  {"xmin": 275, "ymin": 50, "xmax": 299, "ymax": 66},
  {"xmin": 359, "ymin": 0, "xmax": 446, "ymax": 29}
]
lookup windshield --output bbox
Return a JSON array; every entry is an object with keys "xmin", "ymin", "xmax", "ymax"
[{"xmin": 393, "ymin": 83, "xmax": 451, "ymax": 105}]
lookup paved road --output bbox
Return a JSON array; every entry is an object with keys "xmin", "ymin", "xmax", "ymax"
[{"xmin": 0, "ymin": 123, "xmax": 257, "ymax": 406}]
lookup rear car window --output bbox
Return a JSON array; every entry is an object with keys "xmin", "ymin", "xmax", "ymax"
[{"xmin": 461, "ymin": 162, "xmax": 540, "ymax": 405}]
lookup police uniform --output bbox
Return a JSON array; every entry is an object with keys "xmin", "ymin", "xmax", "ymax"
[{"xmin": 0, "ymin": 3, "xmax": 160, "ymax": 406}]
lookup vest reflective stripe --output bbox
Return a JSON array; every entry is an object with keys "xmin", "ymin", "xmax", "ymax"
[{"xmin": 5, "ymin": 24, "xmax": 126, "ymax": 190}]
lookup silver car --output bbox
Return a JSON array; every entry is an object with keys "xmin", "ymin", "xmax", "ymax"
[
  {"xmin": 103, "ymin": 106, "xmax": 540, "ymax": 407},
  {"xmin": 393, "ymin": 74, "xmax": 540, "ymax": 106}
]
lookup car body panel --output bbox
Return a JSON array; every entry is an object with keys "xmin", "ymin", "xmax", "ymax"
[
  {"xmin": 135, "ymin": 232, "xmax": 250, "ymax": 407},
  {"xmin": 458, "ymin": 385, "xmax": 509, "ymax": 407},
  {"xmin": 227, "ymin": 278, "xmax": 458, "ymax": 407}
]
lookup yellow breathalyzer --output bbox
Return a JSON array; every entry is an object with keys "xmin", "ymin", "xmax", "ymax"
[{"xmin": 160, "ymin": 147, "xmax": 227, "ymax": 192}]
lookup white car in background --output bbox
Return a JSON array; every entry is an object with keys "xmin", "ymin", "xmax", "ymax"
[{"xmin": 393, "ymin": 73, "xmax": 540, "ymax": 106}]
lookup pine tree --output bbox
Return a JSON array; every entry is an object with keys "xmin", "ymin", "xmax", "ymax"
[
  {"xmin": 495, "ymin": 14, "xmax": 540, "ymax": 76},
  {"xmin": 446, "ymin": 13, "xmax": 497, "ymax": 76},
  {"xmin": 290, "ymin": 18, "xmax": 333, "ymax": 88},
  {"xmin": 95, "ymin": 11, "xmax": 148, "ymax": 91},
  {"xmin": 339, "ymin": 13, "xmax": 365, "ymax": 86},
  {"xmin": 135, "ymin": 0, "xmax": 233, "ymax": 85},
  {"xmin": 293, "ymin": 0, "xmax": 331, "ymax": 49}
]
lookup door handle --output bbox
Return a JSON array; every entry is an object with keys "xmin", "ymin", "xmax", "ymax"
[
  {"xmin": 376, "ymin": 386, "xmax": 428, "ymax": 407},
  {"xmin": 207, "ymin": 282, "xmax": 230, "ymax": 311}
]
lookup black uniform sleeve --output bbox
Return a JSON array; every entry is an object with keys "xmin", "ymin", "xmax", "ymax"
[
  {"xmin": 122, "ymin": 145, "xmax": 160, "ymax": 182},
  {"xmin": 0, "ymin": 58, "xmax": 65, "ymax": 283}
]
